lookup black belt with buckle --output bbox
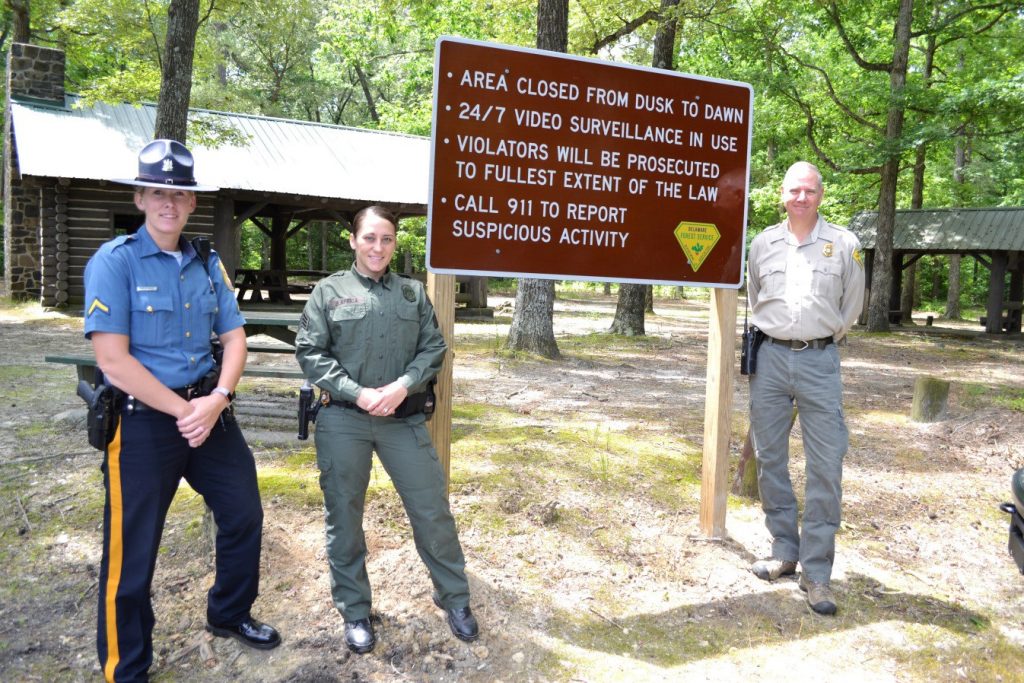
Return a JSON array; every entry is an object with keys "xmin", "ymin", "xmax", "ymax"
[
  {"xmin": 766, "ymin": 335, "xmax": 834, "ymax": 351},
  {"xmin": 125, "ymin": 385, "xmax": 198, "ymax": 412}
]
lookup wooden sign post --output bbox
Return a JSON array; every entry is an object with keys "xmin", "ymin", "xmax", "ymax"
[
  {"xmin": 426, "ymin": 272, "xmax": 456, "ymax": 490},
  {"xmin": 700, "ymin": 288, "xmax": 738, "ymax": 537}
]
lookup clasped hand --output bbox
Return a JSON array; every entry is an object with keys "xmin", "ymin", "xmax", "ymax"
[
  {"xmin": 176, "ymin": 394, "xmax": 228, "ymax": 447},
  {"xmin": 357, "ymin": 382, "xmax": 409, "ymax": 417}
]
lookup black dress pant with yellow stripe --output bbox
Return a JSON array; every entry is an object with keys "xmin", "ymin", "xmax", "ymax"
[{"xmin": 97, "ymin": 408, "xmax": 263, "ymax": 683}]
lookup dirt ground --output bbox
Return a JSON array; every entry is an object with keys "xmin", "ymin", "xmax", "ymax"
[{"xmin": 1, "ymin": 293, "xmax": 1023, "ymax": 682}]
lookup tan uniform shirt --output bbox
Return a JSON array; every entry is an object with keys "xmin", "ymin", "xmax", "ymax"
[{"xmin": 748, "ymin": 216, "xmax": 865, "ymax": 342}]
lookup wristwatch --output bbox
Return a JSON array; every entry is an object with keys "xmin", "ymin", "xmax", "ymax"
[{"xmin": 212, "ymin": 386, "xmax": 234, "ymax": 402}]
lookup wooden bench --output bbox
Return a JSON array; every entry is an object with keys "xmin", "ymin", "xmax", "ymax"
[
  {"xmin": 246, "ymin": 342, "xmax": 295, "ymax": 354},
  {"xmin": 980, "ymin": 302, "xmax": 1022, "ymax": 333},
  {"xmin": 45, "ymin": 354, "xmax": 305, "ymax": 384}
]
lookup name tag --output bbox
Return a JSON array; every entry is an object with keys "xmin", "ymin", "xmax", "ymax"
[
  {"xmin": 328, "ymin": 296, "xmax": 364, "ymax": 309},
  {"xmin": 136, "ymin": 285, "xmax": 158, "ymax": 292}
]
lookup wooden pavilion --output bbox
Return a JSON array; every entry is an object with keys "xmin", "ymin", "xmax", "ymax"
[
  {"xmin": 848, "ymin": 207, "xmax": 1024, "ymax": 334},
  {"xmin": 3, "ymin": 43, "xmax": 430, "ymax": 308}
]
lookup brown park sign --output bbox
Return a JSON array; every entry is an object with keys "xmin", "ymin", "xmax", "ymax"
[{"xmin": 427, "ymin": 36, "xmax": 753, "ymax": 287}]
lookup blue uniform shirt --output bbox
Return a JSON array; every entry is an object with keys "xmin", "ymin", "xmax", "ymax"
[{"xmin": 83, "ymin": 226, "xmax": 246, "ymax": 388}]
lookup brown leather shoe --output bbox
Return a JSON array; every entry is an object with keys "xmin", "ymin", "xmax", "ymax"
[
  {"xmin": 799, "ymin": 575, "xmax": 837, "ymax": 615},
  {"xmin": 751, "ymin": 558, "xmax": 797, "ymax": 581}
]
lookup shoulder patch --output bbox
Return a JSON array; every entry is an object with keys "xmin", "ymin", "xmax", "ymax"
[
  {"xmin": 217, "ymin": 261, "xmax": 234, "ymax": 290},
  {"xmin": 402, "ymin": 284, "xmax": 417, "ymax": 302},
  {"xmin": 853, "ymin": 248, "xmax": 864, "ymax": 268}
]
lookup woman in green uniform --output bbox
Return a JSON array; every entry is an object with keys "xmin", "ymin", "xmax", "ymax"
[{"xmin": 295, "ymin": 206, "xmax": 478, "ymax": 654}]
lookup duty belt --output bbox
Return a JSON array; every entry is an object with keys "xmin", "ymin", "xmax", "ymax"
[
  {"xmin": 334, "ymin": 398, "xmax": 365, "ymax": 413},
  {"xmin": 125, "ymin": 385, "xmax": 201, "ymax": 412},
  {"xmin": 765, "ymin": 335, "xmax": 834, "ymax": 351}
]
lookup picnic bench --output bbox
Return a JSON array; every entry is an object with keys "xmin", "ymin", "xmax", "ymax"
[
  {"xmin": 980, "ymin": 302, "xmax": 1022, "ymax": 333},
  {"xmin": 242, "ymin": 312, "xmax": 302, "ymax": 345},
  {"xmin": 47, "ymin": 310, "xmax": 303, "ymax": 383},
  {"xmin": 45, "ymin": 353, "xmax": 304, "ymax": 385}
]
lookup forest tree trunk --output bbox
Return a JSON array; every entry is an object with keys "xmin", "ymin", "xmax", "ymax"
[{"xmin": 154, "ymin": 0, "xmax": 200, "ymax": 142}]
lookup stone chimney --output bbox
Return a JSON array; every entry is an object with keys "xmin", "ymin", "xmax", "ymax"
[
  {"xmin": 7, "ymin": 42, "xmax": 65, "ymax": 103},
  {"xmin": 4, "ymin": 43, "xmax": 67, "ymax": 302}
]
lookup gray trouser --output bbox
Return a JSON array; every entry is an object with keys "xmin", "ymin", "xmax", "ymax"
[
  {"xmin": 314, "ymin": 405, "xmax": 470, "ymax": 621},
  {"xmin": 749, "ymin": 341, "xmax": 848, "ymax": 583}
]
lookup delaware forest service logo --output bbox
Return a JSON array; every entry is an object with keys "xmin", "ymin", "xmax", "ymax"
[
  {"xmin": 673, "ymin": 221, "xmax": 720, "ymax": 272},
  {"xmin": 402, "ymin": 284, "xmax": 416, "ymax": 302}
]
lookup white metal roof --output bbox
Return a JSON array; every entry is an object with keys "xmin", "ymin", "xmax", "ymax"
[{"xmin": 10, "ymin": 97, "xmax": 429, "ymax": 208}]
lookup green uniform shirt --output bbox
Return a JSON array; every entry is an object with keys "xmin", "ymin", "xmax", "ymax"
[{"xmin": 295, "ymin": 266, "xmax": 446, "ymax": 402}]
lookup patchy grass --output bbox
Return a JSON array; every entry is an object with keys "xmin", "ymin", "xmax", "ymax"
[
  {"xmin": 891, "ymin": 626, "xmax": 1024, "ymax": 682},
  {"xmin": 995, "ymin": 389, "xmax": 1024, "ymax": 412},
  {"xmin": 4, "ymin": 297, "xmax": 1024, "ymax": 682}
]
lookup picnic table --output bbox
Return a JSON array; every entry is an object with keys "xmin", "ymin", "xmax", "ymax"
[
  {"xmin": 234, "ymin": 269, "xmax": 328, "ymax": 304},
  {"xmin": 242, "ymin": 311, "xmax": 302, "ymax": 346}
]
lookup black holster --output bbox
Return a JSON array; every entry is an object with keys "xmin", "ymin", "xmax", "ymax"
[
  {"xmin": 740, "ymin": 325, "xmax": 765, "ymax": 376},
  {"xmin": 77, "ymin": 378, "xmax": 121, "ymax": 450},
  {"xmin": 297, "ymin": 381, "xmax": 325, "ymax": 440},
  {"xmin": 196, "ymin": 366, "xmax": 235, "ymax": 423},
  {"xmin": 393, "ymin": 378, "xmax": 437, "ymax": 420}
]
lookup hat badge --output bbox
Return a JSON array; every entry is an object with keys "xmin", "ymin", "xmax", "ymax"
[{"xmin": 162, "ymin": 159, "xmax": 174, "ymax": 172}]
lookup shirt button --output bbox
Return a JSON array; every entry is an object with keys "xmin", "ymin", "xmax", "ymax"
[
  {"xmin": 378, "ymin": 353, "xmax": 383, "ymax": 359},
  {"xmin": 180, "ymin": 275, "xmax": 185, "ymax": 281},
  {"xmin": 146, "ymin": 305, "xmax": 153, "ymax": 313},
  {"xmin": 189, "ymin": 357, "xmax": 195, "ymax": 364},
  {"xmin": 185, "ymin": 331, "xmax": 192, "ymax": 338},
  {"xmin": 184, "ymin": 302, "xmax": 191, "ymax": 309},
  {"xmin": 379, "ymin": 311, "xmax": 384, "ymax": 316}
]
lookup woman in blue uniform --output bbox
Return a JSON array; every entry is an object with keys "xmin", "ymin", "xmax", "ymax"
[{"xmin": 83, "ymin": 139, "xmax": 280, "ymax": 682}]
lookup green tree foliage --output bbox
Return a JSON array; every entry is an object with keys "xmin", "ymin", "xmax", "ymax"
[
  {"xmin": 11, "ymin": 0, "xmax": 1022, "ymax": 303},
  {"xmin": 317, "ymin": 0, "xmax": 534, "ymax": 135}
]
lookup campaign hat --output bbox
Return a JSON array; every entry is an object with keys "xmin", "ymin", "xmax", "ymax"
[{"xmin": 113, "ymin": 139, "xmax": 218, "ymax": 192}]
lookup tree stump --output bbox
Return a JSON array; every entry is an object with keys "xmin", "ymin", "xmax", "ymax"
[
  {"xmin": 732, "ymin": 409, "xmax": 798, "ymax": 498},
  {"xmin": 911, "ymin": 376, "xmax": 950, "ymax": 422},
  {"xmin": 731, "ymin": 429, "xmax": 759, "ymax": 498}
]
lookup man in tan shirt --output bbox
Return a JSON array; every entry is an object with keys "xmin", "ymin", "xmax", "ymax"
[{"xmin": 746, "ymin": 161, "xmax": 865, "ymax": 615}]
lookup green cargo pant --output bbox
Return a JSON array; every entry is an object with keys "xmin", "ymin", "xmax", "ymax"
[{"xmin": 314, "ymin": 404, "xmax": 470, "ymax": 621}]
